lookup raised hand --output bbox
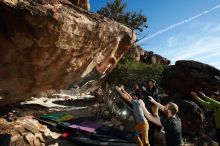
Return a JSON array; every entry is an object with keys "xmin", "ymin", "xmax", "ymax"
[
  {"xmin": 116, "ymin": 34, "xmax": 123, "ymax": 42},
  {"xmin": 120, "ymin": 85, "xmax": 125, "ymax": 91},
  {"xmin": 115, "ymin": 86, "xmax": 121, "ymax": 92},
  {"xmin": 198, "ymin": 91, "xmax": 206, "ymax": 97},
  {"xmin": 190, "ymin": 91, "xmax": 197, "ymax": 98},
  {"xmin": 148, "ymin": 96, "xmax": 156, "ymax": 103}
]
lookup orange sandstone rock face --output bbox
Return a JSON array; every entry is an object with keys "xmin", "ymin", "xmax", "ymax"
[{"xmin": 0, "ymin": 0, "xmax": 135, "ymax": 106}]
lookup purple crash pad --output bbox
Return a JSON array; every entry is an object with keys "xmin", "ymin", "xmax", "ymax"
[{"xmin": 68, "ymin": 120, "xmax": 102, "ymax": 133}]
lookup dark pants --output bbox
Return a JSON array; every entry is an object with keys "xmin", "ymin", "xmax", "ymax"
[
  {"xmin": 149, "ymin": 127, "xmax": 155, "ymax": 146},
  {"xmin": 217, "ymin": 128, "xmax": 220, "ymax": 144},
  {"xmin": 149, "ymin": 122, "xmax": 161, "ymax": 146}
]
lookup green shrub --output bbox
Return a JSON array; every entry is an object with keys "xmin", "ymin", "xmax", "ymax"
[
  {"xmin": 106, "ymin": 56, "xmax": 167, "ymax": 90},
  {"xmin": 97, "ymin": 0, "xmax": 147, "ymax": 33}
]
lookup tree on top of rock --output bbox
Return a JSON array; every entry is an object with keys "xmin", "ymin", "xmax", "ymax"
[{"xmin": 97, "ymin": 0, "xmax": 147, "ymax": 34}]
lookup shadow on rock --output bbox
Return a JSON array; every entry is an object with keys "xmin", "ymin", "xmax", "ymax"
[
  {"xmin": 53, "ymin": 98, "xmax": 96, "ymax": 107},
  {"xmin": 14, "ymin": 104, "xmax": 49, "ymax": 117}
]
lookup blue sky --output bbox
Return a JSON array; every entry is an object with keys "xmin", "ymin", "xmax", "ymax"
[{"xmin": 90, "ymin": 0, "xmax": 220, "ymax": 69}]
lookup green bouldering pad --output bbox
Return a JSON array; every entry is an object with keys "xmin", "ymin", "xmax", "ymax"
[{"xmin": 39, "ymin": 113, "xmax": 74, "ymax": 122}]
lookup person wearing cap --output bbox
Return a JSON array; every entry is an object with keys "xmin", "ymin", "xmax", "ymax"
[
  {"xmin": 142, "ymin": 79, "xmax": 160, "ymax": 146},
  {"xmin": 191, "ymin": 91, "xmax": 220, "ymax": 144},
  {"xmin": 115, "ymin": 85, "xmax": 150, "ymax": 146},
  {"xmin": 142, "ymin": 79, "xmax": 159, "ymax": 117}
]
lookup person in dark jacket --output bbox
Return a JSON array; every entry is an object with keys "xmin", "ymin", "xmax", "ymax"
[
  {"xmin": 142, "ymin": 79, "xmax": 159, "ymax": 117},
  {"xmin": 142, "ymin": 79, "xmax": 160, "ymax": 146}
]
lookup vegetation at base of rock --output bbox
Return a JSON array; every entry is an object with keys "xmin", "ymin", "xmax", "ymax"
[
  {"xmin": 97, "ymin": 0, "xmax": 147, "ymax": 33},
  {"xmin": 106, "ymin": 54, "xmax": 167, "ymax": 89}
]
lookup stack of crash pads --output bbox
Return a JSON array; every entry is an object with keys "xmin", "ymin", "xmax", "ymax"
[
  {"xmin": 62, "ymin": 125, "xmax": 135, "ymax": 146},
  {"xmin": 37, "ymin": 113, "xmax": 136, "ymax": 146},
  {"xmin": 64, "ymin": 132, "xmax": 135, "ymax": 146}
]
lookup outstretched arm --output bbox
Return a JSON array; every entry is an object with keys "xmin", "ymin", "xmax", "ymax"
[
  {"xmin": 190, "ymin": 91, "xmax": 212, "ymax": 108},
  {"xmin": 115, "ymin": 86, "xmax": 132, "ymax": 103},
  {"xmin": 81, "ymin": 37, "xmax": 121, "ymax": 78},
  {"xmin": 81, "ymin": 60, "xmax": 97, "ymax": 78},
  {"xmin": 120, "ymin": 86, "xmax": 133, "ymax": 100},
  {"xmin": 148, "ymin": 96, "xmax": 165, "ymax": 112},
  {"xmin": 98, "ymin": 36, "xmax": 121, "ymax": 61},
  {"xmin": 109, "ymin": 36, "xmax": 121, "ymax": 57},
  {"xmin": 140, "ymin": 101, "xmax": 162, "ymax": 126},
  {"xmin": 198, "ymin": 92, "xmax": 220, "ymax": 108}
]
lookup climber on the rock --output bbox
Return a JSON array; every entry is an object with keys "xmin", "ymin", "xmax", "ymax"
[
  {"xmin": 69, "ymin": 36, "xmax": 122, "ymax": 92},
  {"xmin": 190, "ymin": 91, "xmax": 220, "ymax": 144}
]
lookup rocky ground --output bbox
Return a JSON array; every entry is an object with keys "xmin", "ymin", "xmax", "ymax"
[{"xmin": 0, "ymin": 90, "xmax": 136, "ymax": 146}]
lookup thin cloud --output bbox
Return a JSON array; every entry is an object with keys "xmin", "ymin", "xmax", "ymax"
[
  {"xmin": 170, "ymin": 36, "xmax": 220, "ymax": 61},
  {"xmin": 139, "ymin": 4, "xmax": 220, "ymax": 43},
  {"xmin": 210, "ymin": 61, "xmax": 220, "ymax": 66},
  {"xmin": 209, "ymin": 61, "xmax": 220, "ymax": 69},
  {"xmin": 171, "ymin": 48, "xmax": 216, "ymax": 61},
  {"xmin": 171, "ymin": 45, "xmax": 220, "ymax": 62},
  {"xmin": 167, "ymin": 37, "xmax": 177, "ymax": 47},
  {"xmin": 195, "ymin": 51, "xmax": 220, "ymax": 61},
  {"xmin": 210, "ymin": 24, "xmax": 220, "ymax": 32}
]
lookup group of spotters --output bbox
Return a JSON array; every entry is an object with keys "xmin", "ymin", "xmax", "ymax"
[
  {"xmin": 67, "ymin": 35, "xmax": 219, "ymax": 146},
  {"xmin": 115, "ymin": 80, "xmax": 220, "ymax": 146}
]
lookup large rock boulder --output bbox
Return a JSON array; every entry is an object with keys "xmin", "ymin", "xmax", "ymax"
[
  {"xmin": 0, "ymin": 0, "xmax": 135, "ymax": 106},
  {"xmin": 161, "ymin": 60, "xmax": 220, "ymax": 97}
]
